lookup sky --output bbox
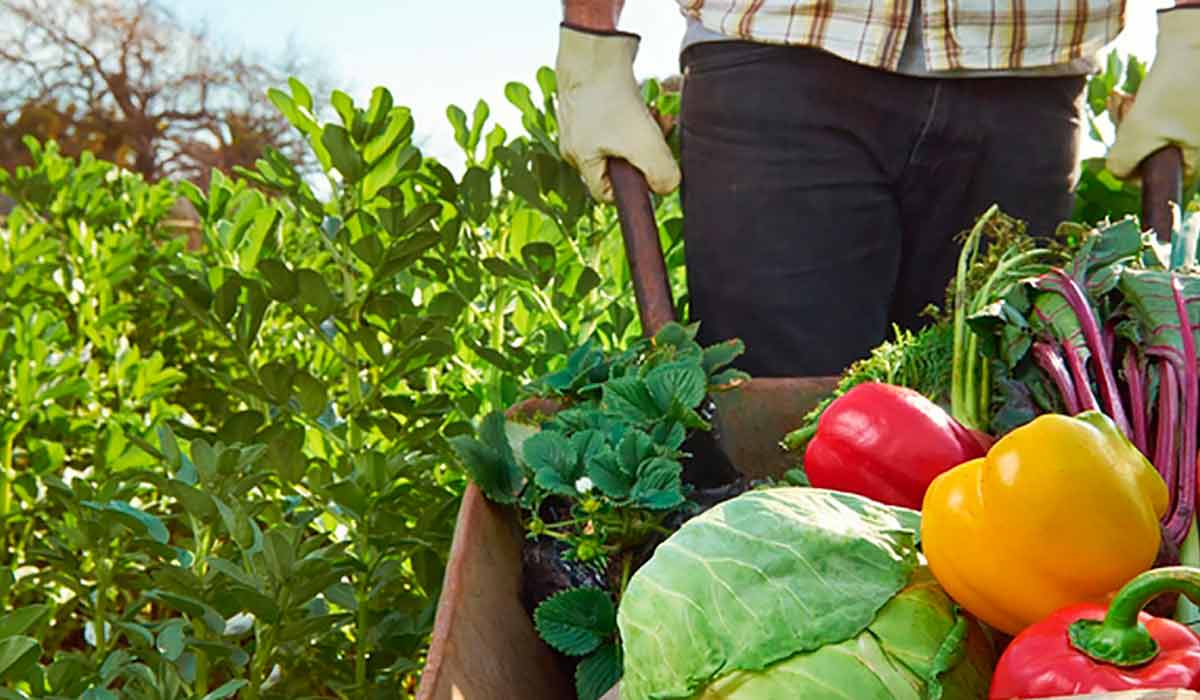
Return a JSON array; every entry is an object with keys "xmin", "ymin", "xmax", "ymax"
[{"xmin": 162, "ymin": 1, "xmax": 1170, "ymax": 173}]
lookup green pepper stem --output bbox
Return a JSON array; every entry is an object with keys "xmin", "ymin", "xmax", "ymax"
[{"xmin": 1069, "ymin": 566, "xmax": 1200, "ymax": 667}]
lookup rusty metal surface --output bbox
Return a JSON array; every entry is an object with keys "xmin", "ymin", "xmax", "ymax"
[
  {"xmin": 416, "ymin": 484, "xmax": 573, "ymax": 700},
  {"xmin": 609, "ymin": 158, "xmax": 676, "ymax": 336},
  {"xmin": 1141, "ymin": 146, "xmax": 1184, "ymax": 244},
  {"xmin": 712, "ymin": 376, "xmax": 840, "ymax": 479}
]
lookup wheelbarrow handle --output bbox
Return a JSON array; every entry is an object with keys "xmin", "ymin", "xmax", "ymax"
[
  {"xmin": 1141, "ymin": 146, "xmax": 1185, "ymax": 243},
  {"xmin": 608, "ymin": 157, "xmax": 677, "ymax": 337}
]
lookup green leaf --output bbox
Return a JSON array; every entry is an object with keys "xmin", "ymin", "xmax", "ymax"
[
  {"xmin": 365, "ymin": 86, "xmax": 394, "ymax": 133},
  {"xmin": 701, "ymin": 339, "xmax": 745, "ymax": 375},
  {"xmin": 296, "ymin": 269, "xmax": 336, "ymax": 317},
  {"xmin": 143, "ymin": 590, "xmax": 227, "ymax": 634},
  {"xmin": 534, "ymin": 587, "xmax": 616, "ymax": 657},
  {"xmin": 326, "ymin": 480, "xmax": 369, "ymax": 518},
  {"xmin": 263, "ymin": 528, "xmax": 295, "ymax": 584},
  {"xmin": 0, "ymin": 636, "xmax": 40, "ymax": 684},
  {"xmin": 321, "ymin": 124, "xmax": 365, "ymax": 183},
  {"xmin": 267, "ymin": 88, "xmax": 315, "ymax": 135},
  {"xmin": 602, "ymin": 377, "xmax": 658, "ymax": 423},
  {"xmin": 257, "ymin": 258, "xmax": 298, "ymax": 301},
  {"xmin": 0, "ymin": 605, "xmax": 51, "ymax": 637},
  {"xmin": 645, "ymin": 361, "xmax": 707, "ymax": 413},
  {"xmin": 481, "ymin": 256, "xmax": 530, "ymax": 281},
  {"xmin": 585, "ymin": 445, "xmax": 630, "ymax": 499},
  {"xmin": 167, "ymin": 480, "xmax": 217, "ymax": 521},
  {"xmin": 573, "ymin": 268, "xmax": 602, "ymax": 299},
  {"xmin": 468, "ymin": 99, "xmax": 490, "ymax": 154},
  {"xmin": 525, "ymin": 430, "xmax": 580, "ymax": 495},
  {"xmin": 292, "ymin": 371, "xmax": 326, "ymax": 418},
  {"xmin": 352, "ymin": 234, "xmax": 384, "ymax": 266},
  {"xmin": 630, "ymin": 457, "xmax": 684, "ymax": 510},
  {"xmin": 522, "ymin": 241, "xmax": 556, "ymax": 287},
  {"xmin": 447, "ymin": 104, "xmax": 469, "ymax": 149},
  {"xmin": 116, "ymin": 622, "xmax": 154, "ymax": 649},
  {"xmin": 289, "ymin": 77, "xmax": 314, "ymax": 111},
  {"xmin": 208, "ymin": 558, "xmax": 258, "ymax": 589},
  {"xmin": 449, "ymin": 412, "xmax": 523, "ymax": 504},
  {"xmin": 201, "ymin": 679, "xmax": 249, "ymax": 700},
  {"xmin": 156, "ymin": 619, "xmax": 186, "ymax": 661},
  {"xmin": 279, "ymin": 613, "xmax": 353, "ymax": 643},
  {"xmin": 214, "ymin": 277, "xmax": 240, "ymax": 324},
  {"xmin": 576, "ymin": 643, "xmax": 622, "ymax": 700},
  {"xmin": 381, "ymin": 201, "xmax": 441, "ymax": 238},
  {"xmin": 364, "ymin": 142, "xmax": 405, "ymax": 199},
  {"xmin": 84, "ymin": 500, "xmax": 169, "ymax": 544},
  {"xmin": 330, "ymin": 89, "xmax": 356, "ymax": 128},
  {"xmin": 365, "ymin": 107, "xmax": 413, "ymax": 163},
  {"xmin": 460, "ymin": 166, "xmax": 492, "ymax": 224}
]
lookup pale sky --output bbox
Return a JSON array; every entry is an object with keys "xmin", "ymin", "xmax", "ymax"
[{"xmin": 164, "ymin": 1, "xmax": 1169, "ymax": 174}]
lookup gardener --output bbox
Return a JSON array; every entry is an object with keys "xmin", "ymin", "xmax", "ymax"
[{"xmin": 555, "ymin": 0, "xmax": 1200, "ymax": 378}]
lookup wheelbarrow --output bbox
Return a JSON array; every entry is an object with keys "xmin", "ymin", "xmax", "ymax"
[{"xmin": 417, "ymin": 148, "xmax": 1189, "ymax": 700}]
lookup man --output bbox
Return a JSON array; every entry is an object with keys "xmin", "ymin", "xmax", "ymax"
[{"xmin": 555, "ymin": 0, "xmax": 1199, "ymax": 378}]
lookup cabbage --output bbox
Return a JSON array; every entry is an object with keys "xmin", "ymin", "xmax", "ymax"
[{"xmin": 617, "ymin": 488, "xmax": 994, "ymax": 699}]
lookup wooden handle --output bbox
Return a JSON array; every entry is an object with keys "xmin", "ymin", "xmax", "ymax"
[
  {"xmin": 608, "ymin": 158, "xmax": 677, "ymax": 337},
  {"xmin": 1141, "ymin": 146, "xmax": 1184, "ymax": 243}
]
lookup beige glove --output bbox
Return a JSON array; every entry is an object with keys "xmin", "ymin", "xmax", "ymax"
[
  {"xmin": 555, "ymin": 24, "xmax": 681, "ymax": 202},
  {"xmin": 1107, "ymin": 9, "xmax": 1200, "ymax": 178}
]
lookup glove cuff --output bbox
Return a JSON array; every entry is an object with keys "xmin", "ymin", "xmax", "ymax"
[
  {"xmin": 556, "ymin": 24, "xmax": 641, "ymax": 87},
  {"xmin": 1157, "ymin": 5, "xmax": 1200, "ymax": 49},
  {"xmin": 560, "ymin": 21, "xmax": 640, "ymax": 42}
]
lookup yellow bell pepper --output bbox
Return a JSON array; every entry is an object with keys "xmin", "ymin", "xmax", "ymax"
[{"xmin": 921, "ymin": 411, "xmax": 1168, "ymax": 636}]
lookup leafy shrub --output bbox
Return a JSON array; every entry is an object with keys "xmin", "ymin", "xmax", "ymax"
[{"xmin": 0, "ymin": 71, "xmax": 684, "ymax": 699}]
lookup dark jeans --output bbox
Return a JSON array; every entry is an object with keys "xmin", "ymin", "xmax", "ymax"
[{"xmin": 679, "ymin": 42, "xmax": 1086, "ymax": 377}]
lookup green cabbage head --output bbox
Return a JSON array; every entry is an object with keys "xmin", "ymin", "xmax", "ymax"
[{"xmin": 617, "ymin": 488, "xmax": 994, "ymax": 700}]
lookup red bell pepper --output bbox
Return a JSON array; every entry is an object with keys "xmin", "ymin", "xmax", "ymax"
[
  {"xmin": 990, "ymin": 566, "xmax": 1200, "ymax": 699},
  {"xmin": 803, "ymin": 382, "xmax": 987, "ymax": 510}
]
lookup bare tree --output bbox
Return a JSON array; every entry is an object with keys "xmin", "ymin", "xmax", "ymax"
[{"xmin": 0, "ymin": 0, "xmax": 325, "ymax": 185}]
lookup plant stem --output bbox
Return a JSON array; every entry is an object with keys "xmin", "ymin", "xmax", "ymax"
[
  {"xmin": 488, "ymin": 286, "xmax": 508, "ymax": 411},
  {"xmin": 355, "ymin": 534, "xmax": 372, "ymax": 698},
  {"xmin": 951, "ymin": 206, "xmax": 997, "ymax": 431},
  {"xmin": 0, "ymin": 422, "xmax": 25, "ymax": 520},
  {"xmin": 93, "ymin": 551, "xmax": 111, "ymax": 662},
  {"xmin": 1125, "ymin": 349, "xmax": 1149, "ymax": 456},
  {"xmin": 1069, "ymin": 566, "xmax": 1200, "ymax": 666},
  {"xmin": 193, "ymin": 517, "xmax": 212, "ymax": 696},
  {"xmin": 246, "ymin": 626, "xmax": 275, "ymax": 700}
]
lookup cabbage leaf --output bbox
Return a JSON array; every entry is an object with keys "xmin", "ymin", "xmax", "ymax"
[{"xmin": 617, "ymin": 488, "xmax": 924, "ymax": 699}]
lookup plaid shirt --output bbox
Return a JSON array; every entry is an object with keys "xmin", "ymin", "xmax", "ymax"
[{"xmin": 675, "ymin": 0, "xmax": 1126, "ymax": 72}]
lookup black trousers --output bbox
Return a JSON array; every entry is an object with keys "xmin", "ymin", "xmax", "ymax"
[{"xmin": 679, "ymin": 42, "xmax": 1086, "ymax": 378}]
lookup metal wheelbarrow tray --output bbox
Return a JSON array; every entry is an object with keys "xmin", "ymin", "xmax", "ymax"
[{"xmin": 418, "ymin": 149, "xmax": 1188, "ymax": 700}]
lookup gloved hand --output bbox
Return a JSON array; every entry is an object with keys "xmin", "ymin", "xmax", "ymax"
[
  {"xmin": 1107, "ymin": 9, "xmax": 1200, "ymax": 179},
  {"xmin": 555, "ymin": 24, "xmax": 680, "ymax": 202}
]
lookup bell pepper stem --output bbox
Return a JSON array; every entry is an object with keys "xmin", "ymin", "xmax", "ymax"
[{"xmin": 1069, "ymin": 566, "xmax": 1200, "ymax": 666}]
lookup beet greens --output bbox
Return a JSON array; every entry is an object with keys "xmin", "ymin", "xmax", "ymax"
[{"xmin": 963, "ymin": 208, "xmax": 1200, "ymax": 558}]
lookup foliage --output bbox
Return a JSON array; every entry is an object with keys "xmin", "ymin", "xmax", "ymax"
[{"xmin": 0, "ymin": 64, "xmax": 683, "ymax": 698}]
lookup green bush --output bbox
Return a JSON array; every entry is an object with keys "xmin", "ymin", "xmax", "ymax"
[{"xmin": 0, "ymin": 71, "xmax": 684, "ymax": 699}]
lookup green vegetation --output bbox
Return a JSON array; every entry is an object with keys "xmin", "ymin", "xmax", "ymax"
[{"xmin": 0, "ymin": 48, "xmax": 1189, "ymax": 699}]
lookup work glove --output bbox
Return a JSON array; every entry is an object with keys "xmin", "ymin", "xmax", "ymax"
[
  {"xmin": 1107, "ymin": 8, "xmax": 1200, "ymax": 179},
  {"xmin": 555, "ymin": 24, "xmax": 680, "ymax": 202}
]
